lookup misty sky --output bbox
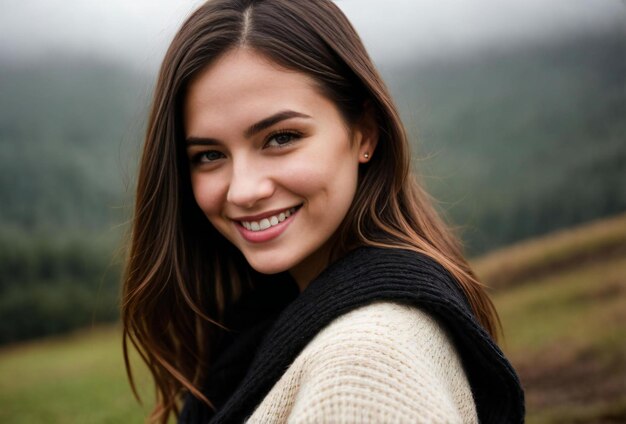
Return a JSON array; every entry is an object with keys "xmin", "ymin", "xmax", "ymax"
[{"xmin": 0, "ymin": 0, "xmax": 624, "ymax": 70}]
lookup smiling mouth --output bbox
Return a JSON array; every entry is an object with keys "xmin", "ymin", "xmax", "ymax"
[{"xmin": 239, "ymin": 205, "xmax": 302, "ymax": 232}]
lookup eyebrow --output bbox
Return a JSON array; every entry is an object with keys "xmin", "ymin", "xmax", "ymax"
[
  {"xmin": 244, "ymin": 110, "xmax": 311, "ymax": 138},
  {"xmin": 185, "ymin": 110, "xmax": 312, "ymax": 146}
]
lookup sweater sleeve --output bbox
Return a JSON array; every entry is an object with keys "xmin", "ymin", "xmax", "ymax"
[{"xmin": 247, "ymin": 302, "xmax": 478, "ymax": 424}]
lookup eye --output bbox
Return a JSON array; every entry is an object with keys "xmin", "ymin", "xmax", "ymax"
[
  {"xmin": 264, "ymin": 130, "xmax": 302, "ymax": 148},
  {"xmin": 192, "ymin": 150, "xmax": 226, "ymax": 164}
]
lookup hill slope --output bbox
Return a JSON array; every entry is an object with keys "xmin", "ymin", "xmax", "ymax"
[
  {"xmin": 387, "ymin": 27, "xmax": 626, "ymax": 253},
  {"xmin": 481, "ymin": 214, "xmax": 626, "ymax": 423},
  {"xmin": 0, "ymin": 28, "xmax": 624, "ymax": 248},
  {"xmin": 1, "ymin": 215, "xmax": 625, "ymax": 423},
  {"xmin": 0, "ymin": 57, "xmax": 149, "ymax": 231}
]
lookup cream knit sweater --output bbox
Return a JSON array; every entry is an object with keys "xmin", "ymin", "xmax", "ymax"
[{"xmin": 246, "ymin": 301, "xmax": 478, "ymax": 423}]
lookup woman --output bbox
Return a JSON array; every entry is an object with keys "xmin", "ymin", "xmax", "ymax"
[{"xmin": 122, "ymin": 0, "xmax": 524, "ymax": 423}]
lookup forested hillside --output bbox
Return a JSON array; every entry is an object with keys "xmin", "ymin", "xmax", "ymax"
[
  {"xmin": 0, "ymin": 27, "xmax": 623, "ymax": 342},
  {"xmin": 387, "ymin": 27, "xmax": 625, "ymax": 253},
  {"xmin": 0, "ymin": 57, "xmax": 147, "ymax": 343},
  {"xmin": 0, "ymin": 57, "xmax": 148, "ymax": 232}
]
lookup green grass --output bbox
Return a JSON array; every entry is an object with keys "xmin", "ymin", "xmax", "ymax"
[
  {"xmin": 495, "ymin": 256, "xmax": 626, "ymax": 356},
  {"xmin": 0, "ymin": 325, "xmax": 153, "ymax": 423},
  {"xmin": 474, "ymin": 212, "xmax": 626, "ymax": 289},
  {"xmin": 493, "ymin": 245, "xmax": 626, "ymax": 423}
]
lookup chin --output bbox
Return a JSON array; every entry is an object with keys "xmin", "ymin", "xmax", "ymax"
[{"xmin": 244, "ymin": 253, "xmax": 295, "ymax": 276}]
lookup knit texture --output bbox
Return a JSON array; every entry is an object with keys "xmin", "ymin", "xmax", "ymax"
[
  {"xmin": 247, "ymin": 302, "xmax": 478, "ymax": 423},
  {"xmin": 179, "ymin": 246, "xmax": 525, "ymax": 423}
]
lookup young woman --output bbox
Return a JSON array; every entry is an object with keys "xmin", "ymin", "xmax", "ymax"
[{"xmin": 122, "ymin": 0, "xmax": 525, "ymax": 423}]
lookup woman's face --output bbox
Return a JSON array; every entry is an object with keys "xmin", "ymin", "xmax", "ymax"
[{"xmin": 184, "ymin": 49, "xmax": 375, "ymax": 289}]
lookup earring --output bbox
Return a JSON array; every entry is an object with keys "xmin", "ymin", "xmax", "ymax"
[{"xmin": 363, "ymin": 152, "xmax": 370, "ymax": 159}]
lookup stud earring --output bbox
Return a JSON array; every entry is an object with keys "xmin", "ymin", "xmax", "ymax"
[{"xmin": 363, "ymin": 152, "xmax": 370, "ymax": 159}]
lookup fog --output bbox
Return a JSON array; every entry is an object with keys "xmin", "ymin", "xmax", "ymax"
[{"xmin": 1, "ymin": 0, "xmax": 623, "ymax": 70}]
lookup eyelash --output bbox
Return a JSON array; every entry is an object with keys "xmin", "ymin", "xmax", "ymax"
[
  {"xmin": 190, "ymin": 129, "xmax": 303, "ymax": 164},
  {"xmin": 264, "ymin": 129, "xmax": 303, "ymax": 148},
  {"xmin": 191, "ymin": 150, "xmax": 225, "ymax": 164}
]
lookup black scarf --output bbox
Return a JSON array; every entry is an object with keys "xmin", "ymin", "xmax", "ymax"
[{"xmin": 180, "ymin": 246, "xmax": 525, "ymax": 423}]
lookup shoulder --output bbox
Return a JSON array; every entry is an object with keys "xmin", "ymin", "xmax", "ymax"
[
  {"xmin": 248, "ymin": 302, "xmax": 478, "ymax": 423},
  {"xmin": 305, "ymin": 301, "xmax": 452, "ymax": 353}
]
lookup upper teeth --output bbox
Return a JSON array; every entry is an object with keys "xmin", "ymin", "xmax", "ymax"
[{"xmin": 241, "ymin": 207, "xmax": 297, "ymax": 231}]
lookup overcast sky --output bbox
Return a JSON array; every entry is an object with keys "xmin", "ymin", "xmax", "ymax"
[{"xmin": 0, "ymin": 0, "xmax": 623, "ymax": 71}]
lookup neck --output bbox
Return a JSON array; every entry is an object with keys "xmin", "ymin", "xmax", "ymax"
[{"xmin": 288, "ymin": 243, "xmax": 333, "ymax": 292}]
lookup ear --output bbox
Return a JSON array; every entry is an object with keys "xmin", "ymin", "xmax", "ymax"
[{"xmin": 355, "ymin": 101, "xmax": 379, "ymax": 164}]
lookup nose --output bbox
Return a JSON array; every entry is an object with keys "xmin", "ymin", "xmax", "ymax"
[{"xmin": 226, "ymin": 156, "xmax": 275, "ymax": 208}]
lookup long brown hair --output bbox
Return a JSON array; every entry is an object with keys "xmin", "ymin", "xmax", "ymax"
[{"xmin": 122, "ymin": 0, "xmax": 500, "ymax": 422}]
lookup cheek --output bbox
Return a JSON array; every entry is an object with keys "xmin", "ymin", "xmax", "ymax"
[
  {"xmin": 191, "ymin": 174, "xmax": 227, "ymax": 218},
  {"xmin": 279, "ymin": 145, "xmax": 359, "ymax": 213}
]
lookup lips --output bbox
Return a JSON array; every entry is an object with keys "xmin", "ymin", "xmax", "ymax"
[
  {"xmin": 234, "ymin": 204, "xmax": 302, "ymax": 243},
  {"xmin": 240, "ymin": 206, "xmax": 298, "ymax": 231}
]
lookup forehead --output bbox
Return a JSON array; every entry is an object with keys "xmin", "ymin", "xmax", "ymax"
[{"xmin": 184, "ymin": 48, "xmax": 332, "ymax": 135}]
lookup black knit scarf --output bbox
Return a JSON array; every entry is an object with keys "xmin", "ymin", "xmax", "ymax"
[{"xmin": 180, "ymin": 246, "xmax": 525, "ymax": 423}]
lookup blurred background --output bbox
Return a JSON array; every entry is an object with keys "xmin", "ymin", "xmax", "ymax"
[{"xmin": 0, "ymin": 0, "xmax": 624, "ymax": 422}]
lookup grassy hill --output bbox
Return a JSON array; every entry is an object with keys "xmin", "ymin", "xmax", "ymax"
[
  {"xmin": 1, "ymin": 214, "xmax": 625, "ymax": 423},
  {"xmin": 477, "ymin": 213, "xmax": 626, "ymax": 423},
  {"xmin": 0, "ymin": 326, "xmax": 153, "ymax": 423}
]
